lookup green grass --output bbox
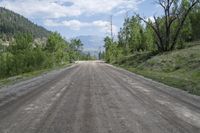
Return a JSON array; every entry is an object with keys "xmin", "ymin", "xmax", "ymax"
[
  {"xmin": 0, "ymin": 63, "xmax": 72, "ymax": 88},
  {"xmin": 114, "ymin": 44, "xmax": 200, "ymax": 95}
]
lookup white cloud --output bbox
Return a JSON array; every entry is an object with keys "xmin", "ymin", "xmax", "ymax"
[
  {"xmin": 44, "ymin": 19, "xmax": 118, "ymax": 34},
  {"xmin": 44, "ymin": 19, "xmax": 89, "ymax": 30},
  {"xmin": 63, "ymin": 20, "xmax": 88, "ymax": 30},
  {"xmin": 145, "ymin": 16, "xmax": 155, "ymax": 22},
  {"xmin": 92, "ymin": 20, "xmax": 118, "ymax": 35},
  {"xmin": 0, "ymin": 0, "xmax": 81, "ymax": 18},
  {"xmin": 0, "ymin": 0, "xmax": 143, "ymax": 18},
  {"xmin": 44, "ymin": 19, "xmax": 61, "ymax": 27}
]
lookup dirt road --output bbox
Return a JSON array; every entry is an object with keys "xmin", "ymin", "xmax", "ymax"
[{"xmin": 0, "ymin": 61, "xmax": 200, "ymax": 133}]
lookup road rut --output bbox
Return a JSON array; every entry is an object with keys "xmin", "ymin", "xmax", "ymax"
[{"xmin": 0, "ymin": 61, "xmax": 200, "ymax": 133}]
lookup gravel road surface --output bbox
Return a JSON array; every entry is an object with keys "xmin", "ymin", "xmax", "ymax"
[{"xmin": 0, "ymin": 61, "xmax": 200, "ymax": 133}]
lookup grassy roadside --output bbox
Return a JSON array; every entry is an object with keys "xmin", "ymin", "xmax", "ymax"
[
  {"xmin": 117, "ymin": 66, "xmax": 200, "ymax": 95},
  {"xmin": 0, "ymin": 63, "xmax": 72, "ymax": 88},
  {"xmin": 113, "ymin": 44, "xmax": 200, "ymax": 96}
]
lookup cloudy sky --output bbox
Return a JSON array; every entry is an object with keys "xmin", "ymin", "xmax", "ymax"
[{"xmin": 0, "ymin": 0, "xmax": 162, "ymax": 38}]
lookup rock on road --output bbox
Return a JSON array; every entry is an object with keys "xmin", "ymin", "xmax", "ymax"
[{"xmin": 0, "ymin": 61, "xmax": 200, "ymax": 133}]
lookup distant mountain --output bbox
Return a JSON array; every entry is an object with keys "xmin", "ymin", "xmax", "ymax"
[
  {"xmin": 77, "ymin": 35, "xmax": 104, "ymax": 56},
  {"xmin": 0, "ymin": 7, "xmax": 51, "ymax": 38}
]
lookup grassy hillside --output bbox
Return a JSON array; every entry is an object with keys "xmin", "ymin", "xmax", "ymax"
[
  {"xmin": 0, "ymin": 7, "xmax": 51, "ymax": 38},
  {"xmin": 114, "ymin": 43, "xmax": 200, "ymax": 95}
]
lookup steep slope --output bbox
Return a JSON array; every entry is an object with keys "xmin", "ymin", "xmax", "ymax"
[{"xmin": 0, "ymin": 7, "xmax": 51, "ymax": 38}]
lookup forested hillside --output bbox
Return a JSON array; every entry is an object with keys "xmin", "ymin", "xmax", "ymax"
[
  {"xmin": 0, "ymin": 8, "xmax": 94, "ymax": 79},
  {"xmin": 0, "ymin": 7, "xmax": 50, "ymax": 38}
]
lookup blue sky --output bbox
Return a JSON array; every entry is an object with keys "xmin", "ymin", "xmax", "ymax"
[{"xmin": 0, "ymin": 0, "xmax": 162, "ymax": 39}]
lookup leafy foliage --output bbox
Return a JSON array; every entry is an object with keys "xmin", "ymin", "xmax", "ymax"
[
  {"xmin": 189, "ymin": 4, "xmax": 200, "ymax": 40},
  {"xmin": 0, "ymin": 32, "xmax": 92, "ymax": 79}
]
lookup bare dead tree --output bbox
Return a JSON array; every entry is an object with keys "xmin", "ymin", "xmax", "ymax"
[{"xmin": 138, "ymin": 0, "xmax": 199, "ymax": 52}]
